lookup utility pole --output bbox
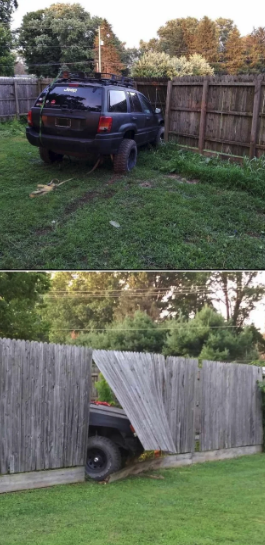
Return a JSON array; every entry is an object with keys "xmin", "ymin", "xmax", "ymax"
[{"xmin": 98, "ymin": 26, "xmax": 102, "ymax": 72}]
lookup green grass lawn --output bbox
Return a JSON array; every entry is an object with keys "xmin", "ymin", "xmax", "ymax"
[
  {"xmin": 1, "ymin": 454, "xmax": 265, "ymax": 545},
  {"xmin": 1, "ymin": 123, "xmax": 265, "ymax": 269}
]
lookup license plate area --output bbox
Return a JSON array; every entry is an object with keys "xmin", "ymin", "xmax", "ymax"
[{"xmin": 55, "ymin": 118, "xmax": 71, "ymax": 128}]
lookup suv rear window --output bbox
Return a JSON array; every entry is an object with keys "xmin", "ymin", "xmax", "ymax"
[
  {"xmin": 35, "ymin": 85, "xmax": 102, "ymax": 111},
  {"xmin": 109, "ymin": 90, "xmax": 127, "ymax": 113}
]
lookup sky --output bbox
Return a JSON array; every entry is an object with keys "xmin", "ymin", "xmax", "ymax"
[{"xmin": 10, "ymin": 0, "xmax": 265, "ymax": 48}]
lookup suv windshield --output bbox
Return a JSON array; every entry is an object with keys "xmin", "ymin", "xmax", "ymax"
[{"xmin": 35, "ymin": 85, "xmax": 102, "ymax": 111}]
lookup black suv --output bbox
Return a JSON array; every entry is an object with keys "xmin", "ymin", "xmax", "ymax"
[
  {"xmin": 87, "ymin": 402, "xmax": 143, "ymax": 481},
  {"xmin": 26, "ymin": 72, "xmax": 164, "ymax": 174}
]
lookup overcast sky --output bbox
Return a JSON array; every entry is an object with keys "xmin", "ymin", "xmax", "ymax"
[{"xmin": 10, "ymin": 0, "xmax": 265, "ymax": 48}]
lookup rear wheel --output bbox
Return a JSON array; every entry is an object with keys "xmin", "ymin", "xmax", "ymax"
[
  {"xmin": 113, "ymin": 139, "xmax": 137, "ymax": 174},
  {"xmin": 39, "ymin": 147, "xmax": 64, "ymax": 164},
  {"xmin": 85, "ymin": 436, "xmax": 122, "ymax": 481}
]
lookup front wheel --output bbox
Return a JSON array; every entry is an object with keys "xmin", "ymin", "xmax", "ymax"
[
  {"xmin": 152, "ymin": 126, "xmax": 165, "ymax": 148},
  {"xmin": 85, "ymin": 436, "xmax": 122, "ymax": 481},
  {"xmin": 39, "ymin": 147, "xmax": 64, "ymax": 164},
  {"xmin": 113, "ymin": 139, "xmax": 137, "ymax": 174}
]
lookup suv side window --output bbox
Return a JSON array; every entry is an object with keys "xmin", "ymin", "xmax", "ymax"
[
  {"xmin": 127, "ymin": 92, "xmax": 143, "ymax": 113},
  {"xmin": 109, "ymin": 90, "xmax": 127, "ymax": 113},
  {"xmin": 138, "ymin": 94, "xmax": 153, "ymax": 114}
]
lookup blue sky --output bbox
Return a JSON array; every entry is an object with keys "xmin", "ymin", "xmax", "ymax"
[{"xmin": 11, "ymin": 0, "xmax": 265, "ymax": 48}]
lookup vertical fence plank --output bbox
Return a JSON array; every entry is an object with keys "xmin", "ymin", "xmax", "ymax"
[
  {"xmin": 13, "ymin": 80, "xmax": 20, "ymax": 119},
  {"xmin": 198, "ymin": 79, "xmax": 209, "ymax": 154},
  {"xmin": 164, "ymin": 80, "xmax": 173, "ymax": 142},
  {"xmin": 249, "ymin": 76, "xmax": 262, "ymax": 158}
]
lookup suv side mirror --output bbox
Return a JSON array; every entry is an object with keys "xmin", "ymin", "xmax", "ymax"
[{"xmin": 155, "ymin": 108, "xmax": 161, "ymax": 114}]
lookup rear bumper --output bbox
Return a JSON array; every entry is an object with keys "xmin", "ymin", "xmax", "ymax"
[{"xmin": 26, "ymin": 127, "xmax": 123, "ymax": 155}]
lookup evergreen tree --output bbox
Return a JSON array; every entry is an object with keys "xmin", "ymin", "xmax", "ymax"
[
  {"xmin": 224, "ymin": 27, "xmax": 245, "ymax": 74},
  {"xmin": 94, "ymin": 19, "xmax": 125, "ymax": 75},
  {"xmin": 193, "ymin": 16, "xmax": 219, "ymax": 63}
]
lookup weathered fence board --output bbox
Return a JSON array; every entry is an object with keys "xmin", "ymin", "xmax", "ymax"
[
  {"xmin": 93, "ymin": 350, "xmax": 176, "ymax": 452},
  {"xmin": 165, "ymin": 74, "xmax": 265, "ymax": 160},
  {"xmin": 200, "ymin": 361, "xmax": 263, "ymax": 451},
  {"xmin": 0, "ymin": 78, "xmax": 51, "ymax": 119},
  {"xmin": 93, "ymin": 351, "xmax": 263, "ymax": 455},
  {"xmin": 0, "ymin": 338, "xmax": 92, "ymax": 475}
]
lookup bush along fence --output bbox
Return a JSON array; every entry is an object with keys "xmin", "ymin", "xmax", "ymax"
[
  {"xmin": 0, "ymin": 341, "xmax": 264, "ymax": 493},
  {"xmin": 0, "ymin": 338, "xmax": 92, "ymax": 492},
  {"xmin": 164, "ymin": 74, "xmax": 265, "ymax": 161}
]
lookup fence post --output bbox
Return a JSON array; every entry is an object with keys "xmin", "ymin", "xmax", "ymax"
[
  {"xmin": 198, "ymin": 78, "xmax": 209, "ymax": 155},
  {"xmin": 13, "ymin": 79, "xmax": 20, "ymax": 119},
  {"xmin": 249, "ymin": 75, "xmax": 262, "ymax": 159},
  {"xmin": 164, "ymin": 79, "xmax": 173, "ymax": 142},
  {"xmin": 193, "ymin": 367, "xmax": 202, "ymax": 454}
]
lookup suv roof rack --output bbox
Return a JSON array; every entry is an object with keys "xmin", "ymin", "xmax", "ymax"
[{"xmin": 57, "ymin": 71, "xmax": 135, "ymax": 88}]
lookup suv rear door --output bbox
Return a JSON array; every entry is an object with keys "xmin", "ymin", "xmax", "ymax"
[
  {"xmin": 138, "ymin": 93, "xmax": 158, "ymax": 141},
  {"xmin": 32, "ymin": 84, "xmax": 102, "ymax": 138}
]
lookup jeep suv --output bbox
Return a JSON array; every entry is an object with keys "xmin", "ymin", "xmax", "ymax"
[
  {"xmin": 87, "ymin": 402, "xmax": 143, "ymax": 481},
  {"xmin": 26, "ymin": 72, "xmax": 164, "ymax": 174}
]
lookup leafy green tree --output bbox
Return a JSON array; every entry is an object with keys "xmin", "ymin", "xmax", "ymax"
[
  {"xmin": 94, "ymin": 373, "xmax": 117, "ymax": 404},
  {"xmin": 17, "ymin": 3, "xmax": 101, "ymax": 77},
  {"xmin": 72, "ymin": 311, "xmax": 167, "ymax": 354},
  {"xmin": 164, "ymin": 306, "xmax": 265, "ymax": 362},
  {"xmin": 0, "ymin": 0, "xmax": 18, "ymax": 24},
  {"xmin": 139, "ymin": 18, "xmax": 199, "ymax": 58},
  {"xmin": 0, "ymin": 23, "xmax": 15, "ymax": 75},
  {"xmin": 43, "ymin": 272, "xmax": 121, "ymax": 344},
  {"xmin": 0, "ymin": 272, "xmax": 50, "ymax": 341},
  {"xmin": 131, "ymin": 51, "xmax": 213, "ymax": 78}
]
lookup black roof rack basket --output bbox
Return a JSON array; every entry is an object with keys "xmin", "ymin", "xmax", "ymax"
[{"xmin": 57, "ymin": 71, "xmax": 135, "ymax": 88}]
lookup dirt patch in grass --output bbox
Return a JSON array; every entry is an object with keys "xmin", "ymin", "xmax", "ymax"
[
  {"xmin": 64, "ymin": 189, "xmax": 115, "ymax": 215},
  {"xmin": 35, "ymin": 227, "xmax": 53, "ymax": 236}
]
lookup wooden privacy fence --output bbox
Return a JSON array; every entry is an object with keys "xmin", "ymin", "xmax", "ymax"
[
  {"xmin": 0, "ymin": 78, "xmax": 52, "ymax": 119},
  {"xmin": 93, "ymin": 351, "xmax": 263, "ymax": 454},
  {"xmin": 164, "ymin": 74, "xmax": 265, "ymax": 160},
  {"xmin": 0, "ymin": 338, "xmax": 92, "ymax": 476}
]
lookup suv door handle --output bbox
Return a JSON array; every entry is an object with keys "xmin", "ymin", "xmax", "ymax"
[
  {"xmin": 132, "ymin": 116, "xmax": 137, "ymax": 120},
  {"xmin": 146, "ymin": 116, "xmax": 151, "ymax": 120}
]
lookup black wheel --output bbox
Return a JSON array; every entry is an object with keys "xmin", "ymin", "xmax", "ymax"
[
  {"xmin": 39, "ymin": 147, "xmax": 64, "ymax": 164},
  {"xmin": 113, "ymin": 139, "xmax": 137, "ymax": 174},
  {"xmin": 152, "ymin": 126, "xmax": 165, "ymax": 148},
  {"xmin": 85, "ymin": 436, "xmax": 122, "ymax": 481}
]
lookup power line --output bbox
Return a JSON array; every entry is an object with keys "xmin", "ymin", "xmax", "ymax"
[{"xmin": 52, "ymin": 325, "xmax": 258, "ymax": 331}]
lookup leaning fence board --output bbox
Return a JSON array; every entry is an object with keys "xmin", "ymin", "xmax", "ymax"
[
  {"xmin": 93, "ymin": 350, "xmax": 176, "ymax": 452},
  {"xmin": 0, "ymin": 338, "xmax": 92, "ymax": 475}
]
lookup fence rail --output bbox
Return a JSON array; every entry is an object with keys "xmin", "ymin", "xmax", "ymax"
[{"xmin": 0, "ymin": 338, "xmax": 92, "ymax": 475}]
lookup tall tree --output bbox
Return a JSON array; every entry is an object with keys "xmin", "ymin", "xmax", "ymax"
[
  {"xmin": 215, "ymin": 18, "xmax": 235, "ymax": 52},
  {"xmin": 0, "ymin": 23, "xmax": 15, "ymax": 75},
  {"xmin": 18, "ymin": 3, "xmax": 101, "ymax": 77},
  {"xmin": 0, "ymin": 0, "xmax": 18, "ymax": 24},
  {"xmin": 0, "ymin": 0, "xmax": 18, "ymax": 75},
  {"xmin": 210, "ymin": 272, "xmax": 265, "ymax": 326},
  {"xmin": 193, "ymin": 16, "xmax": 219, "ymax": 63},
  {"xmin": 0, "ymin": 272, "xmax": 50, "ymax": 341},
  {"xmin": 43, "ymin": 272, "xmax": 121, "ymax": 344},
  {"xmin": 244, "ymin": 27, "xmax": 265, "ymax": 73},
  {"xmin": 94, "ymin": 19, "xmax": 125, "ymax": 75},
  {"xmin": 224, "ymin": 27, "xmax": 245, "ymax": 74}
]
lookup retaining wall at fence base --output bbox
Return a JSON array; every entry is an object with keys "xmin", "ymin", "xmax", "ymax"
[{"xmin": 0, "ymin": 466, "xmax": 85, "ymax": 494}]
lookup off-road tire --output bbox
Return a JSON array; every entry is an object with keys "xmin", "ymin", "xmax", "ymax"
[
  {"xmin": 113, "ymin": 139, "xmax": 137, "ymax": 174},
  {"xmin": 152, "ymin": 126, "xmax": 165, "ymax": 148},
  {"xmin": 39, "ymin": 147, "xmax": 64, "ymax": 164},
  {"xmin": 85, "ymin": 436, "xmax": 122, "ymax": 481}
]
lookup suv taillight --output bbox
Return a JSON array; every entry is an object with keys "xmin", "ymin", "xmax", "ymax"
[
  {"xmin": 97, "ymin": 116, "xmax": 113, "ymax": 133},
  {"xmin": 27, "ymin": 110, "xmax": 33, "ymax": 126}
]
